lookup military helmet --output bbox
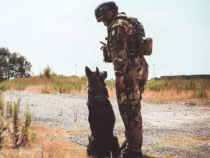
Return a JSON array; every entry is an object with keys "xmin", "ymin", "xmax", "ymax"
[{"xmin": 95, "ymin": 1, "xmax": 117, "ymax": 22}]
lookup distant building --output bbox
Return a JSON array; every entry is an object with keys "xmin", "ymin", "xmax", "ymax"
[
  {"xmin": 150, "ymin": 77, "xmax": 161, "ymax": 81},
  {"xmin": 161, "ymin": 75, "xmax": 210, "ymax": 80},
  {"xmin": 70, "ymin": 75, "xmax": 79, "ymax": 78},
  {"xmin": 58, "ymin": 75, "xmax": 79, "ymax": 78}
]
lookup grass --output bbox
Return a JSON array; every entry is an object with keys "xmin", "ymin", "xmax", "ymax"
[
  {"xmin": 144, "ymin": 79, "xmax": 210, "ymax": 104},
  {"xmin": 145, "ymin": 79, "xmax": 210, "ymax": 95},
  {"xmin": 0, "ymin": 76, "xmax": 210, "ymax": 104},
  {"xmin": 0, "ymin": 124, "xmax": 88, "ymax": 158},
  {"xmin": 108, "ymin": 78, "xmax": 210, "ymax": 104},
  {"xmin": 0, "ymin": 76, "xmax": 87, "ymax": 94}
]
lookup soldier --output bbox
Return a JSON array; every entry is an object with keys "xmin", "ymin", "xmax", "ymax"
[{"xmin": 95, "ymin": 1, "xmax": 148, "ymax": 158}]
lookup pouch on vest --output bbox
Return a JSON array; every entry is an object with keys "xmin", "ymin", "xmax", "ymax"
[
  {"xmin": 143, "ymin": 37, "xmax": 153, "ymax": 56},
  {"xmin": 116, "ymin": 13, "xmax": 153, "ymax": 56}
]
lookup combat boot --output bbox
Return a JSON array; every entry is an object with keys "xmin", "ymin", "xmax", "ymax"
[{"xmin": 121, "ymin": 148, "xmax": 143, "ymax": 158}]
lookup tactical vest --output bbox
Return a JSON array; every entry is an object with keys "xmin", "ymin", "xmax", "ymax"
[{"xmin": 116, "ymin": 13, "xmax": 153, "ymax": 57}]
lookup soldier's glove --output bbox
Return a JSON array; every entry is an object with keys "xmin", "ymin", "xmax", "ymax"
[{"xmin": 100, "ymin": 41, "xmax": 112, "ymax": 63}]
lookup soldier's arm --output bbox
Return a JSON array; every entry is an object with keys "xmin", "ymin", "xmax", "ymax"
[{"xmin": 109, "ymin": 24, "xmax": 128, "ymax": 77}]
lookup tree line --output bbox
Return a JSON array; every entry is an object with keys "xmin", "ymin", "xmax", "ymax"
[{"xmin": 0, "ymin": 48, "xmax": 32, "ymax": 81}]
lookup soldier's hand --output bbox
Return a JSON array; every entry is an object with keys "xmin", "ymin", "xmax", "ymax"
[
  {"xmin": 117, "ymin": 75, "xmax": 125, "ymax": 89},
  {"xmin": 100, "ymin": 41, "xmax": 107, "ymax": 51}
]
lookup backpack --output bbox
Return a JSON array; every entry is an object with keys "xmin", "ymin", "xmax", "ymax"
[{"xmin": 116, "ymin": 13, "xmax": 153, "ymax": 56}]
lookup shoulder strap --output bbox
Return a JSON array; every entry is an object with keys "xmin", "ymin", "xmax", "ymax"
[{"xmin": 116, "ymin": 13, "xmax": 145, "ymax": 38}]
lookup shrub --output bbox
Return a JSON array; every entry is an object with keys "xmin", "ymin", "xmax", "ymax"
[
  {"xmin": 51, "ymin": 72, "xmax": 57, "ymax": 78},
  {"xmin": 0, "ymin": 94, "xmax": 4, "ymax": 117},
  {"xmin": 43, "ymin": 66, "xmax": 51, "ymax": 78},
  {"xmin": 12, "ymin": 101, "xmax": 19, "ymax": 148},
  {"xmin": 20, "ymin": 105, "xmax": 31, "ymax": 146},
  {"xmin": 9, "ymin": 102, "xmax": 13, "ymax": 117},
  {"xmin": 0, "ymin": 117, "xmax": 4, "ymax": 149}
]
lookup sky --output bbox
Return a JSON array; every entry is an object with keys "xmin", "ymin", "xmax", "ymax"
[{"xmin": 0, "ymin": 0, "xmax": 209, "ymax": 79}]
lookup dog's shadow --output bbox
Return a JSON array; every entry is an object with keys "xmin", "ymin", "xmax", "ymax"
[
  {"xmin": 87, "ymin": 153, "xmax": 155, "ymax": 158},
  {"xmin": 142, "ymin": 155, "xmax": 155, "ymax": 158}
]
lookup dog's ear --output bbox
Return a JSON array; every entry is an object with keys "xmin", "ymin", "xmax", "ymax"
[
  {"xmin": 101, "ymin": 71, "xmax": 107, "ymax": 80},
  {"xmin": 85, "ymin": 66, "xmax": 92, "ymax": 76},
  {"xmin": 95, "ymin": 67, "xmax": 100, "ymax": 76}
]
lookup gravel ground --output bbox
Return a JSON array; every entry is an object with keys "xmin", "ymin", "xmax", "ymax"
[{"xmin": 3, "ymin": 91, "xmax": 210, "ymax": 158}]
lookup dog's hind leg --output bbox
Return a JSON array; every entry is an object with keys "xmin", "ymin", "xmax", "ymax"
[
  {"xmin": 110, "ymin": 136, "xmax": 121, "ymax": 158},
  {"xmin": 87, "ymin": 135, "xmax": 95, "ymax": 156}
]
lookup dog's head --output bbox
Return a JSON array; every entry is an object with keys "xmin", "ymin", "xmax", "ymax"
[{"xmin": 85, "ymin": 66, "xmax": 107, "ymax": 88}]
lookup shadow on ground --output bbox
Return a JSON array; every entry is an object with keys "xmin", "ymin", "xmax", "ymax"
[{"xmin": 143, "ymin": 155, "xmax": 155, "ymax": 158}]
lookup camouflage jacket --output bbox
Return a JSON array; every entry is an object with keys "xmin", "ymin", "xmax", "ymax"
[{"xmin": 104, "ymin": 13, "xmax": 147, "ymax": 77}]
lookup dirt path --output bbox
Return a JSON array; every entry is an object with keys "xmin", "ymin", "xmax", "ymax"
[{"xmin": 3, "ymin": 91, "xmax": 210, "ymax": 158}]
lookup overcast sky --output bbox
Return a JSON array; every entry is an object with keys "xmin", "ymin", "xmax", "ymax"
[{"xmin": 0, "ymin": 0, "xmax": 209, "ymax": 79}]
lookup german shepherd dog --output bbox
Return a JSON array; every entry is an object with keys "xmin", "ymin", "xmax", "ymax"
[{"xmin": 85, "ymin": 67, "xmax": 120, "ymax": 158}]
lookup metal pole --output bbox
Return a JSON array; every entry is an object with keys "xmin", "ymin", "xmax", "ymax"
[
  {"xmin": 153, "ymin": 64, "xmax": 155, "ymax": 79},
  {"xmin": 75, "ymin": 64, "xmax": 77, "ymax": 76}
]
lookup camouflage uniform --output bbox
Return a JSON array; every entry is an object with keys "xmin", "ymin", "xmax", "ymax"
[{"xmin": 103, "ymin": 14, "xmax": 148, "ymax": 152}]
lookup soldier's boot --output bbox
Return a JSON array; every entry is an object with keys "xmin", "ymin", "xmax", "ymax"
[{"xmin": 121, "ymin": 148, "xmax": 143, "ymax": 158}]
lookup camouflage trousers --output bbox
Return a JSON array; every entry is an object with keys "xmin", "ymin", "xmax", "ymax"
[{"xmin": 115, "ymin": 56, "xmax": 148, "ymax": 152}]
